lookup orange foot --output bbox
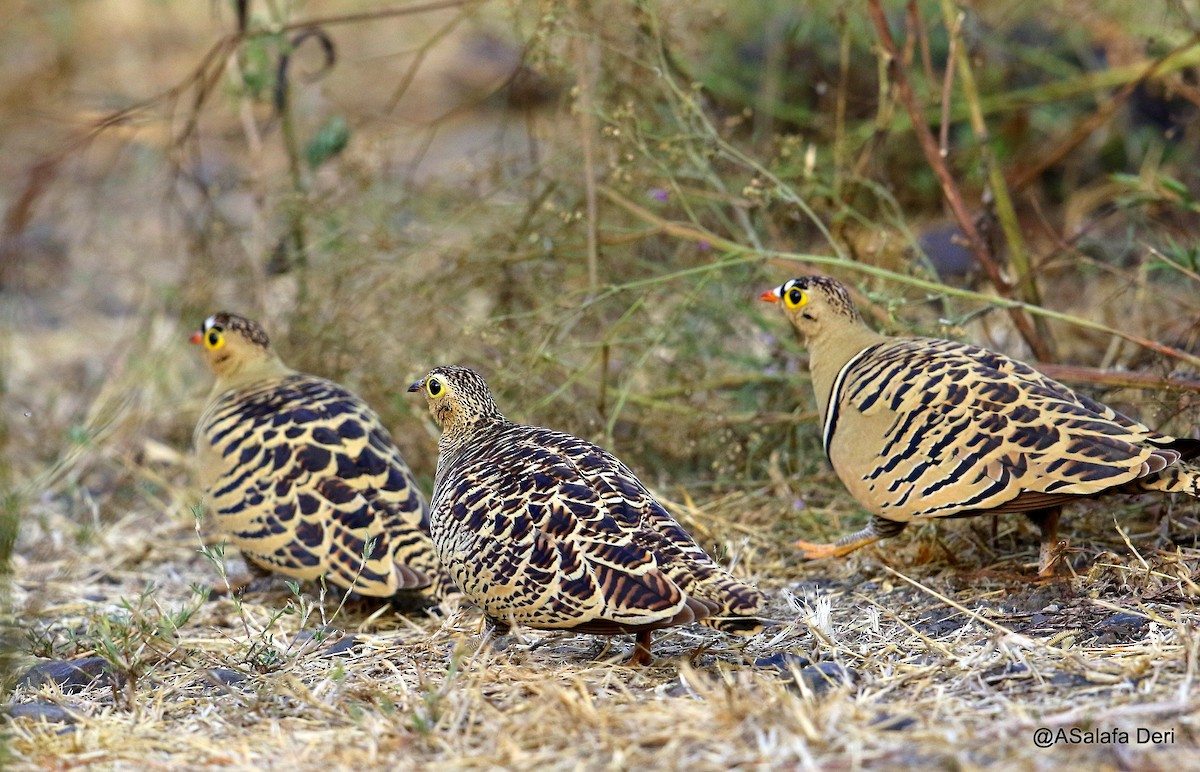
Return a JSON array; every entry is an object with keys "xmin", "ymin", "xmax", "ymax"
[
  {"xmin": 1037, "ymin": 539, "xmax": 1069, "ymax": 577},
  {"xmin": 793, "ymin": 533, "xmax": 882, "ymax": 560},
  {"xmin": 794, "ymin": 540, "xmax": 850, "ymax": 559}
]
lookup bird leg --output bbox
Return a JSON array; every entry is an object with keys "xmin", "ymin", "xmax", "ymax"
[
  {"xmin": 627, "ymin": 631, "xmax": 653, "ymax": 666},
  {"xmin": 794, "ymin": 517, "xmax": 906, "ymax": 559},
  {"xmin": 208, "ymin": 556, "xmax": 278, "ymax": 597},
  {"xmin": 473, "ymin": 615, "xmax": 525, "ymax": 654},
  {"xmin": 1025, "ymin": 507, "xmax": 1066, "ymax": 576}
]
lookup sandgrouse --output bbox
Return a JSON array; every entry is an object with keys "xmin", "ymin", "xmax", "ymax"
[
  {"xmin": 408, "ymin": 366, "xmax": 763, "ymax": 664},
  {"xmin": 761, "ymin": 276, "xmax": 1200, "ymax": 574},
  {"xmin": 191, "ymin": 312, "xmax": 441, "ymax": 597}
]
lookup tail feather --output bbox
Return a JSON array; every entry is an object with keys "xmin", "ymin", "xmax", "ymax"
[
  {"xmin": 698, "ymin": 611, "xmax": 765, "ymax": 635},
  {"xmin": 692, "ymin": 574, "xmax": 765, "ymax": 635},
  {"xmin": 428, "ymin": 567, "xmax": 463, "ymax": 602},
  {"xmin": 1138, "ymin": 460, "xmax": 1200, "ymax": 498},
  {"xmin": 638, "ymin": 510, "xmax": 765, "ymax": 635}
]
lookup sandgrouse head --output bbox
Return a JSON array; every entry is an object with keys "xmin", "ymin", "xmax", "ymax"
[
  {"xmin": 760, "ymin": 276, "xmax": 863, "ymax": 338},
  {"xmin": 189, "ymin": 312, "xmax": 279, "ymax": 382},
  {"xmin": 408, "ymin": 365, "xmax": 505, "ymax": 433}
]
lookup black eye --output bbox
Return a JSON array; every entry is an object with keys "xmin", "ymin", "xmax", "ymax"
[
  {"xmin": 207, "ymin": 330, "xmax": 221, "ymax": 346},
  {"xmin": 788, "ymin": 288, "xmax": 803, "ymax": 305},
  {"xmin": 428, "ymin": 379, "xmax": 442, "ymax": 397}
]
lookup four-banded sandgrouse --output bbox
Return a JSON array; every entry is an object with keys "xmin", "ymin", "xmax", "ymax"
[
  {"xmin": 408, "ymin": 366, "xmax": 763, "ymax": 664},
  {"xmin": 762, "ymin": 276, "xmax": 1200, "ymax": 573},
  {"xmin": 191, "ymin": 312, "xmax": 442, "ymax": 597}
]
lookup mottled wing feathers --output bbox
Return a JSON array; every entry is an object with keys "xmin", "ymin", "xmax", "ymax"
[
  {"xmin": 638, "ymin": 510, "xmax": 763, "ymax": 633},
  {"xmin": 197, "ymin": 374, "xmax": 434, "ymax": 596},
  {"xmin": 432, "ymin": 427, "xmax": 683, "ymax": 630},
  {"xmin": 830, "ymin": 338, "xmax": 1177, "ymax": 521},
  {"xmin": 431, "ymin": 424, "xmax": 761, "ymax": 633}
]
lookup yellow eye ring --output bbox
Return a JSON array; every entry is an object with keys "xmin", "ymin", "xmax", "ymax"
[
  {"xmin": 205, "ymin": 329, "xmax": 225, "ymax": 349},
  {"xmin": 783, "ymin": 287, "xmax": 807, "ymax": 309},
  {"xmin": 427, "ymin": 377, "xmax": 444, "ymax": 398}
]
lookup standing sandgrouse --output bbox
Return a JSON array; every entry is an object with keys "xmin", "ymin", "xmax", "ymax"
[
  {"xmin": 407, "ymin": 366, "xmax": 763, "ymax": 664},
  {"xmin": 191, "ymin": 312, "xmax": 441, "ymax": 597},
  {"xmin": 761, "ymin": 276, "xmax": 1200, "ymax": 574}
]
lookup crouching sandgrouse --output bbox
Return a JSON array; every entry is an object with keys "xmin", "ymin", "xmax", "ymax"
[
  {"xmin": 191, "ymin": 312, "xmax": 442, "ymax": 597},
  {"xmin": 761, "ymin": 276, "xmax": 1200, "ymax": 574},
  {"xmin": 408, "ymin": 366, "xmax": 763, "ymax": 664}
]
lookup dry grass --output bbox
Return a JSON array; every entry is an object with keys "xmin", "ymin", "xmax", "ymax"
[
  {"xmin": 4, "ymin": 0, "xmax": 1200, "ymax": 769},
  {"xmin": 9, "ymin": 486, "xmax": 1200, "ymax": 768}
]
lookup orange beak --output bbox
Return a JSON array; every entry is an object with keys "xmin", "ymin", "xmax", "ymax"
[
  {"xmin": 189, "ymin": 331, "xmax": 203, "ymax": 344},
  {"xmin": 759, "ymin": 289, "xmax": 780, "ymax": 303}
]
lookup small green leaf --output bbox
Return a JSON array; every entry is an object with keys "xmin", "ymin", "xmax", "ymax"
[
  {"xmin": 305, "ymin": 115, "xmax": 350, "ymax": 168},
  {"xmin": 1158, "ymin": 174, "xmax": 1191, "ymax": 200}
]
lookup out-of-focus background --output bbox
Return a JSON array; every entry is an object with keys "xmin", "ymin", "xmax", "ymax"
[{"xmin": 3, "ymin": 1, "xmax": 1199, "ymax": 767}]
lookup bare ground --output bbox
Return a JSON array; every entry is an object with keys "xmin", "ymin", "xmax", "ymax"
[{"xmin": 9, "ymin": 479, "xmax": 1200, "ymax": 769}]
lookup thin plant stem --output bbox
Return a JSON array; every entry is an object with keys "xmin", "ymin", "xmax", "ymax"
[
  {"xmin": 867, "ymin": 0, "xmax": 1051, "ymax": 360},
  {"xmin": 938, "ymin": 0, "xmax": 1051, "ymax": 354}
]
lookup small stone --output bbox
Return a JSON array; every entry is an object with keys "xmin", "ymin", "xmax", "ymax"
[
  {"xmin": 871, "ymin": 713, "xmax": 917, "ymax": 731},
  {"xmin": 18, "ymin": 658, "xmax": 114, "ymax": 693},
  {"xmin": 1049, "ymin": 671, "xmax": 1090, "ymax": 687},
  {"xmin": 915, "ymin": 223, "xmax": 976, "ymax": 284},
  {"xmin": 319, "ymin": 635, "xmax": 362, "ymax": 657},
  {"xmin": 295, "ymin": 626, "xmax": 338, "ymax": 642},
  {"xmin": 984, "ymin": 662, "xmax": 1030, "ymax": 684},
  {"xmin": 759, "ymin": 655, "xmax": 857, "ymax": 694},
  {"xmin": 7, "ymin": 701, "xmax": 79, "ymax": 724},
  {"xmin": 796, "ymin": 662, "xmax": 857, "ymax": 694},
  {"xmin": 753, "ymin": 652, "xmax": 811, "ymax": 672},
  {"xmin": 791, "ymin": 580, "xmax": 833, "ymax": 594},
  {"xmin": 1101, "ymin": 611, "xmax": 1148, "ymax": 634},
  {"xmin": 204, "ymin": 669, "xmax": 248, "ymax": 687},
  {"xmin": 1091, "ymin": 611, "xmax": 1150, "ymax": 644},
  {"xmin": 916, "ymin": 607, "xmax": 967, "ymax": 637}
]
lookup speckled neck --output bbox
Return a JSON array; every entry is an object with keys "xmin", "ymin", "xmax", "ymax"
[{"xmin": 436, "ymin": 409, "xmax": 508, "ymax": 461}]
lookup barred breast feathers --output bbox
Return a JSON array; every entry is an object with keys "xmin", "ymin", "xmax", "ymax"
[{"xmin": 191, "ymin": 313, "xmax": 437, "ymax": 597}]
